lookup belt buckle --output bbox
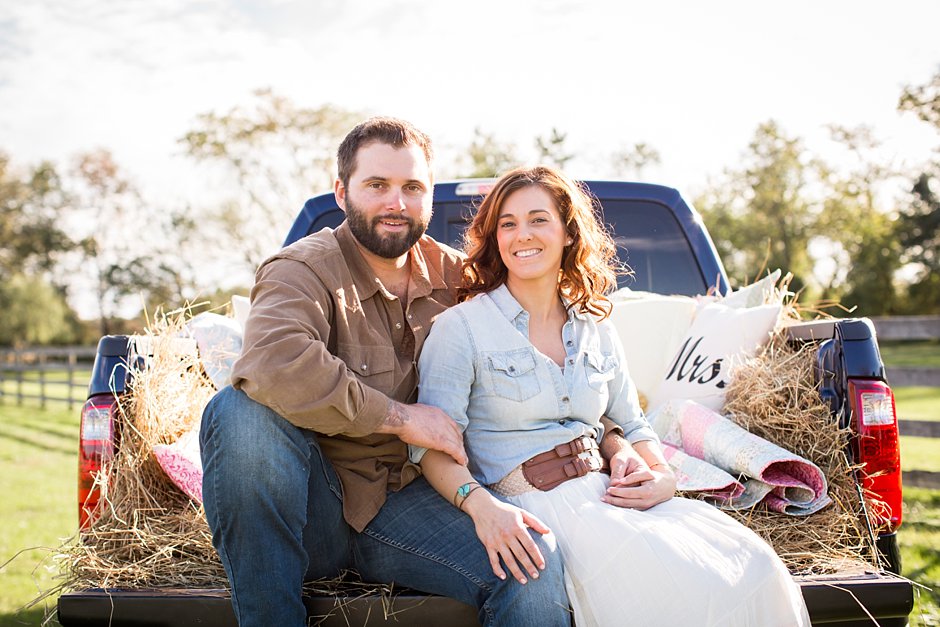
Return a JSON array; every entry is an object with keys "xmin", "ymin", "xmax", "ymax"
[{"xmin": 576, "ymin": 450, "xmax": 601, "ymax": 471}]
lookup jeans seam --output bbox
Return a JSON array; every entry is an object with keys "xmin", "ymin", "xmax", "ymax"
[
  {"xmin": 360, "ymin": 527, "xmax": 493, "ymax": 593},
  {"xmin": 205, "ymin": 422, "xmax": 241, "ymax": 620}
]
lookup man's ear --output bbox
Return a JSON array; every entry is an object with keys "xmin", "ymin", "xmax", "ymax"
[{"xmin": 334, "ymin": 178, "xmax": 347, "ymax": 212}]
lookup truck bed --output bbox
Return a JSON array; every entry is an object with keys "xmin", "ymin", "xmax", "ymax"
[{"xmin": 59, "ymin": 569, "xmax": 913, "ymax": 627}]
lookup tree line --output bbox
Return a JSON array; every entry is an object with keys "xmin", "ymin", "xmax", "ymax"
[{"xmin": 2, "ymin": 73, "xmax": 938, "ymax": 346}]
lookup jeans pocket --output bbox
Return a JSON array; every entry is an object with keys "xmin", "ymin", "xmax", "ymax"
[{"xmin": 485, "ymin": 348, "xmax": 541, "ymax": 402}]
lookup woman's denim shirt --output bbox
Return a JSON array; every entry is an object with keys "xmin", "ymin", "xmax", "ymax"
[{"xmin": 412, "ymin": 284, "xmax": 659, "ymax": 485}]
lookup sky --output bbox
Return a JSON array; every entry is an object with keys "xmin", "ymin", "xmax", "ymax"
[
  {"xmin": 2, "ymin": 0, "xmax": 938, "ymax": 196},
  {"xmin": 1, "ymin": 0, "xmax": 939, "ymax": 314}
]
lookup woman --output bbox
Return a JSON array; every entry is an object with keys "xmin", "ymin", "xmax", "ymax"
[{"xmin": 411, "ymin": 166, "xmax": 810, "ymax": 626}]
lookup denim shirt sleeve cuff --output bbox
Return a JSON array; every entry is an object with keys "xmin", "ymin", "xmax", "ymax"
[
  {"xmin": 408, "ymin": 445, "xmax": 429, "ymax": 464},
  {"xmin": 624, "ymin": 425, "xmax": 661, "ymax": 445}
]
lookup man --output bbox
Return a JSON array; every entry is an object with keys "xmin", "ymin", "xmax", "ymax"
[{"xmin": 200, "ymin": 117, "xmax": 570, "ymax": 627}]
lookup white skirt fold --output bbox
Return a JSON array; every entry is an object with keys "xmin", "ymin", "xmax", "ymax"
[{"xmin": 509, "ymin": 473, "xmax": 810, "ymax": 627}]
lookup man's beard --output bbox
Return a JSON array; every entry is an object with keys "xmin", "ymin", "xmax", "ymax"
[{"xmin": 345, "ymin": 195, "xmax": 429, "ymax": 259}]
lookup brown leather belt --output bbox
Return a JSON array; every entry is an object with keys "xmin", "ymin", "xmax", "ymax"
[{"xmin": 491, "ymin": 435, "xmax": 607, "ymax": 493}]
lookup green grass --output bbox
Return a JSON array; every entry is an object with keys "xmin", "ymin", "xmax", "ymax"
[
  {"xmin": 0, "ymin": 388, "xmax": 936, "ymax": 626},
  {"xmin": 902, "ymin": 437, "xmax": 940, "ymax": 473},
  {"xmin": 881, "ymin": 340, "xmax": 940, "ymax": 369},
  {"xmin": 0, "ymin": 402, "xmax": 75, "ymax": 626},
  {"xmin": 896, "ymin": 387, "xmax": 940, "ymax": 422},
  {"xmin": 899, "ymin": 487, "xmax": 940, "ymax": 626}
]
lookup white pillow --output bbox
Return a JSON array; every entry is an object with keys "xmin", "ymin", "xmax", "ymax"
[
  {"xmin": 647, "ymin": 302, "xmax": 782, "ymax": 412},
  {"xmin": 721, "ymin": 269, "xmax": 783, "ymax": 309},
  {"xmin": 231, "ymin": 294, "xmax": 251, "ymax": 331},
  {"xmin": 187, "ymin": 312, "xmax": 244, "ymax": 390},
  {"xmin": 607, "ymin": 294, "xmax": 698, "ymax": 410}
]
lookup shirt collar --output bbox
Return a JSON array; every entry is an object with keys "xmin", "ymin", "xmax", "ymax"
[
  {"xmin": 488, "ymin": 283, "xmax": 584, "ymax": 324},
  {"xmin": 334, "ymin": 221, "xmax": 442, "ymax": 302}
]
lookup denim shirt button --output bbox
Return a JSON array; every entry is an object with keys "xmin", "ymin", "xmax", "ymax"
[
  {"xmin": 567, "ymin": 358, "xmax": 574, "ymax": 365},
  {"xmin": 566, "ymin": 340, "xmax": 573, "ymax": 346},
  {"xmin": 561, "ymin": 396, "xmax": 570, "ymax": 403},
  {"xmin": 558, "ymin": 419, "xmax": 566, "ymax": 425}
]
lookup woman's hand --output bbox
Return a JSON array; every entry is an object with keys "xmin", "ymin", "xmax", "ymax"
[
  {"xmin": 603, "ymin": 466, "xmax": 677, "ymax": 510},
  {"xmin": 461, "ymin": 490, "xmax": 552, "ymax": 585},
  {"xmin": 603, "ymin": 449, "xmax": 677, "ymax": 510}
]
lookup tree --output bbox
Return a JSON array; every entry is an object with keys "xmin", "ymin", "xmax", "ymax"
[
  {"xmin": 611, "ymin": 142, "xmax": 661, "ymax": 180},
  {"xmin": 459, "ymin": 127, "xmax": 519, "ymax": 177},
  {"xmin": 0, "ymin": 274, "xmax": 77, "ymax": 346},
  {"xmin": 899, "ymin": 173, "xmax": 940, "ymax": 313},
  {"xmin": 66, "ymin": 149, "xmax": 194, "ymax": 334},
  {"xmin": 0, "ymin": 153, "xmax": 75, "ymax": 280},
  {"xmin": 899, "ymin": 69, "xmax": 940, "ymax": 128},
  {"xmin": 816, "ymin": 125, "xmax": 904, "ymax": 315},
  {"xmin": 695, "ymin": 121, "xmax": 820, "ymax": 294},
  {"xmin": 534, "ymin": 128, "xmax": 575, "ymax": 169},
  {"xmin": 179, "ymin": 89, "xmax": 361, "ymax": 270},
  {"xmin": 897, "ymin": 68, "xmax": 940, "ymax": 313}
]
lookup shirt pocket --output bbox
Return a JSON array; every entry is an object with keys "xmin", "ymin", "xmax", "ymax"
[
  {"xmin": 584, "ymin": 351, "xmax": 619, "ymax": 392},
  {"xmin": 338, "ymin": 344, "xmax": 396, "ymax": 395},
  {"xmin": 484, "ymin": 348, "xmax": 541, "ymax": 402}
]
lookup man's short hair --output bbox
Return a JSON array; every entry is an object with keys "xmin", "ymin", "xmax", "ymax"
[{"xmin": 337, "ymin": 117, "xmax": 434, "ymax": 187}]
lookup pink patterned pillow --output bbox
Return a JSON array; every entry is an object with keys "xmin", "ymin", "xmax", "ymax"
[{"xmin": 153, "ymin": 427, "xmax": 203, "ymax": 503}]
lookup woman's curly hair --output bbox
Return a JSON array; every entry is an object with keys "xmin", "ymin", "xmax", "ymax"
[{"xmin": 458, "ymin": 165, "xmax": 629, "ymax": 319}]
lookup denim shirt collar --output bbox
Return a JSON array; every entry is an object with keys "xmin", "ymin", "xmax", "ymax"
[{"xmin": 487, "ymin": 284, "xmax": 588, "ymax": 332}]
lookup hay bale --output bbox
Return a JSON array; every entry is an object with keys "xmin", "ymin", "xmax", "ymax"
[
  {"xmin": 62, "ymin": 312, "xmax": 225, "ymax": 589},
  {"xmin": 62, "ymin": 307, "xmax": 880, "ymax": 591},
  {"xmin": 721, "ymin": 334, "xmax": 880, "ymax": 575}
]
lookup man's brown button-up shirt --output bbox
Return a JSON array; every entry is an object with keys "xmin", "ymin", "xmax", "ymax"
[{"xmin": 231, "ymin": 222, "xmax": 463, "ymax": 531}]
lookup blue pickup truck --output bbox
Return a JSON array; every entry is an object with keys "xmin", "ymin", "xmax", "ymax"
[{"xmin": 59, "ymin": 180, "xmax": 913, "ymax": 626}]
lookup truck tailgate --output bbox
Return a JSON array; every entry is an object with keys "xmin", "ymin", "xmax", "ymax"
[{"xmin": 59, "ymin": 571, "xmax": 913, "ymax": 627}]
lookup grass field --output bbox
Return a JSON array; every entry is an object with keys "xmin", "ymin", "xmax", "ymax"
[
  {"xmin": 897, "ymin": 387, "xmax": 940, "ymax": 422},
  {"xmin": 880, "ymin": 339, "xmax": 940, "ymax": 368},
  {"xmin": 0, "ymin": 400, "xmax": 74, "ymax": 627},
  {"xmin": 1, "ymin": 348, "xmax": 938, "ymax": 626}
]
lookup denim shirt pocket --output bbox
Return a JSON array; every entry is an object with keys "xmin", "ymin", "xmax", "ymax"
[
  {"xmin": 584, "ymin": 351, "xmax": 618, "ymax": 392},
  {"xmin": 484, "ymin": 348, "xmax": 541, "ymax": 402}
]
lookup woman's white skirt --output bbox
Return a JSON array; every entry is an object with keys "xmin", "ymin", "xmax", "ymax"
[{"xmin": 509, "ymin": 473, "xmax": 811, "ymax": 627}]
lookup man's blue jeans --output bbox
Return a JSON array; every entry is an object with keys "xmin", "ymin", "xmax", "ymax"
[{"xmin": 200, "ymin": 387, "xmax": 571, "ymax": 627}]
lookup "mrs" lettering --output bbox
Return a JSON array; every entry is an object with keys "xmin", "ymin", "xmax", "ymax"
[{"xmin": 664, "ymin": 337, "xmax": 726, "ymax": 388}]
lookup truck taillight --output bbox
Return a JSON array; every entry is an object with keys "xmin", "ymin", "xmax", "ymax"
[
  {"xmin": 848, "ymin": 379, "xmax": 902, "ymax": 533},
  {"xmin": 79, "ymin": 394, "xmax": 116, "ymax": 529}
]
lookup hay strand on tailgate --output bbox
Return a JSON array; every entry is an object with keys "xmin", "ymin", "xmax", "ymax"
[
  {"xmin": 722, "ymin": 334, "xmax": 880, "ymax": 575},
  {"xmin": 59, "ymin": 309, "xmax": 395, "ymax": 616},
  {"xmin": 62, "ymin": 310, "xmax": 224, "ymax": 589}
]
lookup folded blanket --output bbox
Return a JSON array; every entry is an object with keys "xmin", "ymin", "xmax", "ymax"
[
  {"xmin": 651, "ymin": 400, "xmax": 831, "ymax": 515},
  {"xmin": 153, "ymin": 424, "xmax": 203, "ymax": 503}
]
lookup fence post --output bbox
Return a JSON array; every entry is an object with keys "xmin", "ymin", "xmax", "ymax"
[
  {"xmin": 15, "ymin": 349, "xmax": 23, "ymax": 406},
  {"xmin": 68, "ymin": 350, "xmax": 77, "ymax": 410},
  {"xmin": 39, "ymin": 351, "xmax": 47, "ymax": 409}
]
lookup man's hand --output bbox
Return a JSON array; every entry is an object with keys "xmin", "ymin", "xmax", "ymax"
[
  {"xmin": 599, "ymin": 428, "xmax": 676, "ymax": 510},
  {"xmin": 376, "ymin": 401, "xmax": 468, "ymax": 465},
  {"xmin": 603, "ymin": 448, "xmax": 677, "ymax": 510}
]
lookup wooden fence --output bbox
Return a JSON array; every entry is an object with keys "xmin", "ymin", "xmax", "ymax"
[
  {"xmin": 1, "ymin": 321, "xmax": 937, "ymax": 486},
  {"xmin": 871, "ymin": 316, "xmax": 940, "ymax": 489},
  {"xmin": 0, "ymin": 346, "xmax": 96, "ymax": 410}
]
